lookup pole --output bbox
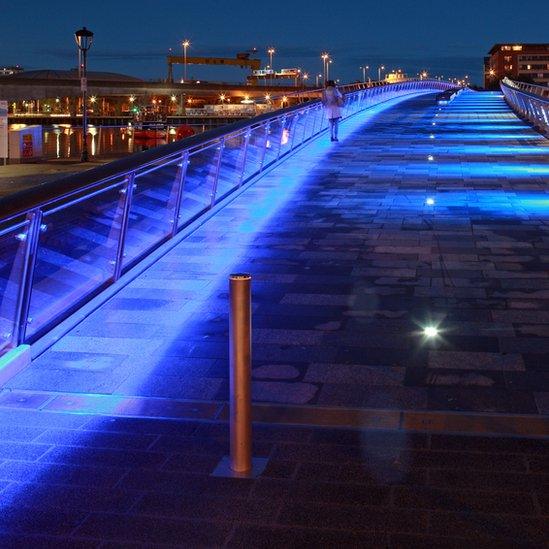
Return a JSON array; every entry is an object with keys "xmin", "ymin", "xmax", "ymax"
[
  {"xmin": 81, "ymin": 49, "xmax": 88, "ymax": 162},
  {"xmin": 229, "ymin": 273, "xmax": 252, "ymax": 474},
  {"xmin": 184, "ymin": 44, "xmax": 187, "ymax": 82}
]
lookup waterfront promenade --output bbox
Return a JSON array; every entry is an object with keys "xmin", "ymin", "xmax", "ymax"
[
  {"xmin": 0, "ymin": 90, "xmax": 546, "ymax": 545},
  {"xmin": 5, "ymin": 90, "xmax": 549, "ymax": 419}
]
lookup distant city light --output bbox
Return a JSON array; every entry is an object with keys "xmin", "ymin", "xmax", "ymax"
[{"xmin": 424, "ymin": 326, "xmax": 439, "ymax": 338}]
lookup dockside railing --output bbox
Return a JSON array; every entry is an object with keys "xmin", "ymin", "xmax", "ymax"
[
  {"xmin": 0, "ymin": 79, "xmax": 455, "ymax": 353},
  {"xmin": 501, "ymin": 78, "xmax": 549, "ymax": 135}
]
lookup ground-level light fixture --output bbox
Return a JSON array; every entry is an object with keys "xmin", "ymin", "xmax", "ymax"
[
  {"xmin": 423, "ymin": 326, "xmax": 439, "ymax": 338},
  {"xmin": 425, "ymin": 197, "xmax": 435, "ymax": 205}
]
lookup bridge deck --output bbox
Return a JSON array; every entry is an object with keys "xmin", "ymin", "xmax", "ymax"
[{"xmin": 3, "ymin": 90, "xmax": 549, "ymax": 420}]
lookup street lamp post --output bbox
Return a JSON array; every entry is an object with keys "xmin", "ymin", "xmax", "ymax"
[
  {"xmin": 321, "ymin": 53, "xmax": 329, "ymax": 82},
  {"xmin": 182, "ymin": 39, "xmax": 190, "ymax": 82},
  {"xmin": 360, "ymin": 65, "xmax": 370, "ymax": 83},
  {"xmin": 378, "ymin": 65, "xmax": 385, "ymax": 82},
  {"xmin": 267, "ymin": 47, "xmax": 275, "ymax": 84},
  {"xmin": 267, "ymin": 47, "xmax": 275, "ymax": 70},
  {"xmin": 75, "ymin": 26, "xmax": 94, "ymax": 162},
  {"xmin": 326, "ymin": 59, "xmax": 332, "ymax": 81},
  {"xmin": 316, "ymin": 73, "xmax": 322, "ymax": 87}
]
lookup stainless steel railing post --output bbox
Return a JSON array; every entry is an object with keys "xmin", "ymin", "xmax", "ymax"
[{"xmin": 229, "ymin": 273, "xmax": 252, "ymax": 474}]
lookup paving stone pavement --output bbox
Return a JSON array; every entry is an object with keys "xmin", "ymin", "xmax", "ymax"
[
  {"xmin": 4, "ymin": 90, "xmax": 549, "ymax": 418},
  {"xmin": 0, "ymin": 408, "xmax": 546, "ymax": 547}
]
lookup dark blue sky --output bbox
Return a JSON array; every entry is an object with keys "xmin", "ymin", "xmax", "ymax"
[{"xmin": 2, "ymin": 0, "xmax": 548, "ymax": 85}]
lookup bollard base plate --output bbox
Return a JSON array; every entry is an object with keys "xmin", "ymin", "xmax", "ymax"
[{"xmin": 211, "ymin": 456, "xmax": 268, "ymax": 479}]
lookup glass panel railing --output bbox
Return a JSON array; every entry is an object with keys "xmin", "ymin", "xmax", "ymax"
[
  {"xmin": 178, "ymin": 143, "xmax": 221, "ymax": 226},
  {"xmin": 307, "ymin": 107, "xmax": 321, "ymax": 138},
  {"xmin": 262, "ymin": 119, "xmax": 284, "ymax": 168},
  {"xmin": 291, "ymin": 110, "xmax": 308, "ymax": 148},
  {"xmin": 123, "ymin": 158, "xmax": 183, "ymax": 267},
  {"xmin": 215, "ymin": 131, "xmax": 247, "ymax": 200},
  {"xmin": 242, "ymin": 124, "xmax": 266, "ymax": 182},
  {"xmin": 0, "ymin": 80, "xmax": 457, "ymax": 348},
  {"xmin": 0, "ymin": 222, "xmax": 29, "ymax": 352},
  {"xmin": 299, "ymin": 109, "xmax": 314, "ymax": 143},
  {"xmin": 279, "ymin": 114, "xmax": 295, "ymax": 158},
  {"xmin": 26, "ymin": 183, "xmax": 125, "ymax": 339},
  {"xmin": 501, "ymin": 78, "xmax": 549, "ymax": 135}
]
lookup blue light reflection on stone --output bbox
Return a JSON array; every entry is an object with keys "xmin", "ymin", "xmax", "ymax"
[
  {"xmin": 398, "ymin": 191, "xmax": 549, "ymax": 217},
  {"xmin": 0, "ymin": 89, "xmax": 448, "ymax": 517}
]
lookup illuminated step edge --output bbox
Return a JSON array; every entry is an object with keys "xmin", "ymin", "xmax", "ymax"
[
  {"xmin": 0, "ymin": 345, "xmax": 31, "ymax": 388},
  {"xmin": 0, "ymin": 389, "xmax": 546, "ymax": 437}
]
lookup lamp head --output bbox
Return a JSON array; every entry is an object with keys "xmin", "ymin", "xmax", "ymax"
[{"xmin": 75, "ymin": 27, "xmax": 94, "ymax": 51}]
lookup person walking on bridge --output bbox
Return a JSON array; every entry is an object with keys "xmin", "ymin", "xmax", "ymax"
[{"xmin": 322, "ymin": 80, "xmax": 345, "ymax": 141}]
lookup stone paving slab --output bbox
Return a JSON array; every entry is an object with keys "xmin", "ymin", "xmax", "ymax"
[
  {"xmin": 0, "ymin": 408, "xmax": 545, "ymax": 546},
  {"xmin": 4, "ymin": 90, "xmax": 549, "ymax": 423}
]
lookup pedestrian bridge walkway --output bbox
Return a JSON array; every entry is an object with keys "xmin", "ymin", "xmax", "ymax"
[{"xmin": 2, "ymin": 89, "xmax": 549, "ymax": 426}]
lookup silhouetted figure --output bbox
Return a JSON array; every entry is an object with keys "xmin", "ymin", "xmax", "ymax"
[{"xmin": 322, "ymin": 80, "xmax": 345, "ymax": 141}]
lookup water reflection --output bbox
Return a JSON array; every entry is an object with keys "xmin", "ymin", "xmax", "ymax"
[{"xmin": 18, "ymin": 124, "xmax": 204, "ymax": 160}]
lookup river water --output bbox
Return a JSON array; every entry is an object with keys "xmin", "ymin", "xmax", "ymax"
[{"xmin": 27, "ymin": 124, "xmax": 206, "ymax": 160}]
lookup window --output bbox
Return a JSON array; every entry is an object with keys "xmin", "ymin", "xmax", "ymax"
[
  {"xmin": 501, "ymin": 45, "xmax": 511, "ymax": 51},
  {"xmin": 504, "ymin": 56, "xmax": 512, "ymax": 62},
  {"xmin": 512, "ymin": 45, "xmax": 523, "ymax": 51}
]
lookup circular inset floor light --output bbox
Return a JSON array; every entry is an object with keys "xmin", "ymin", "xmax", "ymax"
[
  {"xmin": 432, "ymin": 122, "xmax": 436, "ymax": 126},
  {"xmin": 427, "ymin": 155, "xmax": 434, "ymax": 161},
  {"xmin": 426, "ymin": 197, "xmax": 435, "ymax": 205},
  {"xmin": 429, "ymin": 134, "xmax": 435, "ymax": 139}
]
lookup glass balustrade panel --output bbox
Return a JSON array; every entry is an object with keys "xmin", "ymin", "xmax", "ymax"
[
  {"xmin": 215, "ymin": 131, "xmax": 247, "ymax": 200},
  {"xmin": 241, "ymin": 125, "xmax": 266, "ymax": 183},
  {"xmin": 178, "ymin": 143, "xmax": 221, "ymax": 227},
  {"xmin": 0, "ymin": 222, "xmax": 30, "ymax": 351},
  {"xmin": 123, "ymin": 158, "xmax": 183, "ymax": 267},
  {"xmin": 26, "ymin": 184, "xmax": 125, "ymax": 340},
  {"xmin": 291, "ymin": 111, "xmax": 308, "ymax": 148},
  {"xmin": 308, "ymin": 107, "xmax": 322, "ymax": 138},
  {"xmin": 279, "ymin": 114, "xmax": 296, "ymax": 157},
  {"xmin": 262, "ymin": 119, "xmax": 284, "ymax": 168}
]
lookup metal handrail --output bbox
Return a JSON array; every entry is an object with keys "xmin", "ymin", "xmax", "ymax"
[
  {"xmin": 268, "ymin": 78, "xmax": 404, "ymax": 104},
  {"xmin": 0, "ymin": 79, "xmax": 456, "ymax": 352},
  {"xmin": 501, "ymin": 78, "xmax": 549, "ymax": 135},
  {"xmin": 501, "ymin": 78, "xmax": 549, "ymax": 98}
]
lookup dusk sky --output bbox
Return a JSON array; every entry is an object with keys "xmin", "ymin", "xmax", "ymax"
[{"xmin": 2, "ymin": 0, "xmax": 548, "ymax": 85}]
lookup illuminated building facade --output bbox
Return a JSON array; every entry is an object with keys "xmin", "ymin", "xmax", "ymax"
[{"xmin": 484, "ymin": 43, "xmax": 549, "ymax": 89}]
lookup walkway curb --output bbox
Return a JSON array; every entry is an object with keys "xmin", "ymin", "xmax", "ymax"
[{"xmin": 0, "ymin": 389, "xmax": 546, "ymax": 438}]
